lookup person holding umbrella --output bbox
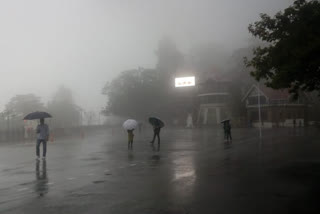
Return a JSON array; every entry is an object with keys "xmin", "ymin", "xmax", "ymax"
[
  {"xmin": 36, "ymin": 118, "xmax": 50, "ymax": 160},
  {"xmin": 150, "ymin": 126, "xmax": 161, "ymax": 145},
  {"xmin": 149, "ymin": 117, "xmax": 164, "ymax": 145},
  {"xmin": 221, "ymin": 119, "xmax": 232, "ymax": 142},
  {"xmin": 24, "ymin": 112, "xmax": 51, "ymax": 160},
  {"xmin": 123, "ymin": 119, "xmax": 138, "ymax": 149},
  {"xmin": 127, "ymin": 129, "xmax": 134, "ymax": 149}
]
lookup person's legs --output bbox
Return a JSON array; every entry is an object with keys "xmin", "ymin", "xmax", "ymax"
[
  {"xmin": 150, "ymin": 132, "xmax": 156, "ymax": 143},
  {"xmin": 36, "ymin": 139, "xmax": 41, "ymax": 157},
  {"xmin": 128, "ymin": 134, "xmax": 130, "ymax": 148},
  {"xmin": 157, "ymin": 133, "xmax": 160, "ymax": 144},
  {"xmin": 43, "ymin": 140, "xmax": 47, "ymax": 157},
  {"xmin": 229, "ymin": 131, "xmax": 232, "ymax": 140}
]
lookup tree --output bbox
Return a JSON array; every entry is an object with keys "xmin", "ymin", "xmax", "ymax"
[
  {"xmin": 245, "ymin": 0, "xmax": 320, "ymax": 98},
  {"xmin": 102, "ymin": 68, "xmax": 161, "ymax": 118},
  {"xmin": 4, "ymin": 94, "xmax": 45, "ymax": 117},
  {"xmin": 47, "ymin": 86, "xmax": 81, "ymax": 128},
  {"xmin": 1, "ymin": 94, "xmax": 45, "ymax": 130}
]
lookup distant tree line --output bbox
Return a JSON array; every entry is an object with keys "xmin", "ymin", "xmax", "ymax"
[
  {"xmin": 102, "ymin": 37, "xmax": 255, "ymax": 122},
  {"xmin": 0, "ymin": 86, "xmax": 82, "ymax": 131},
  {"xmin": 104, "ymin": 0, "xmax": 320, "ymax": 123}
]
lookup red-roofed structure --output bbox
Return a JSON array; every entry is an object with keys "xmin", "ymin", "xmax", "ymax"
[{"xmin": 242, "ymin": 85, "xmax": 312, "ymax": 128}]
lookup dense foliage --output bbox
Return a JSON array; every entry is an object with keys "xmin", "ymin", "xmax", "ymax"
[{"xmin": 245, "ymin": 0, "xmax": 320, "ymax": 98}]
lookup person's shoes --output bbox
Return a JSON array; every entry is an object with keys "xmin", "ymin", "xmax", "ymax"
[{"xmin": 36, "ymin": 157, "xmax": 40, "ymax": 161}]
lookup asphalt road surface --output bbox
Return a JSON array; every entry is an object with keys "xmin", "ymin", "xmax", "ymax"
[{"xmin": 0, "ymin": 127, "xmax": 319, "ymax": 214}]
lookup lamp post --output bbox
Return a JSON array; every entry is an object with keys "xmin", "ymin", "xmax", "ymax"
[{"xmin": 257, "ymin": 83, "xmax": 262, "ymax": 138}]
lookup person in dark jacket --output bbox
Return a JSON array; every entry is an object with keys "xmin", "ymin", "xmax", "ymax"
[
  {"xmin": 223, "ymin": 121, "xmax": 232, "ymax": 141},
  {"xmin": 36, "ymin": 118, "xmax": 49, "ymax": 160},
  {"xmin": 150, "ymin": 125, "xmax": 161, "ymax": 145}
]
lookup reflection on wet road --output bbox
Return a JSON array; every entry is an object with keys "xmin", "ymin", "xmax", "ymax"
[
  {"xmin": 35, "ymin": 160, "xmax": 48, "ymax": 197},
  {"xmin": 0, "ymin": 128, "xmax": 319, "ymax": 214}
]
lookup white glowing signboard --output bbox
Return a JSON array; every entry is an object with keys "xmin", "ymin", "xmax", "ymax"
[{"xmin": 175, "ymin": 76, "xmax": 195, "ymax": 87}]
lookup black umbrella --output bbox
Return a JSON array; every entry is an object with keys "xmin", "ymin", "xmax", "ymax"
[
  {"xmin": 220, "ymin": 119, "xmax": 230, "ymax": 124},
  {"xmin": 24, "ymin": 111, "xmax": 52, "ymax": 120},
  {"xmin": 149, "ymin": 117, "xmax": 165, "ymax": 128}
]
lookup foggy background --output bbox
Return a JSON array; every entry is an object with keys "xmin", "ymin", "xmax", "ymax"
[{"xmin": 0, "ymin": 0, "xmax": 291, "ymax": 113}]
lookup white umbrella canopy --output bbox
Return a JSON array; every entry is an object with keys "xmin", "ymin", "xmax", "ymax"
[{"xmin": 123, "ymin": 119, "xmax": 138, "ymax": 130}]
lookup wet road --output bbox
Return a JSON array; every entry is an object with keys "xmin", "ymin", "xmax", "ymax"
[{"xmin": 0, "ymin": 127, "xmax": 320, "ymax": 214}]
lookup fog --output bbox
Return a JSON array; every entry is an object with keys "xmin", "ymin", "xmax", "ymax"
[{"xmin": 0, "ymin": 0, "xmax": 291, "ymax": 113}]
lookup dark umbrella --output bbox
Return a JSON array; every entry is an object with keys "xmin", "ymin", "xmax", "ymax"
[
  {"xmin": 149, "ymin": 117, "xmax": 165, "ymax": 128},
  {"xmin": 24, "ymin": 112, "xmax": 52, "ymax": 120},
  {"xmin": 220, "ymin": 119, "xmax": 230, "ymax": 124}
]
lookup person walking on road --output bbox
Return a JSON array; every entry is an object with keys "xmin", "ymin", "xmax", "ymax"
[
  {"xmin": 150, "ymin": 125, "xmax": 161, "ymax": 145},
  {"xmin": 223, "ymin": 121, "xmax": 232, "ymax": 141},
  {"xmin": 127, "ymin": 129, "xmax": 134, "ymax": 149},
  {"xmin": 148, "ymin": 117, "xmax": 164, "ymax": 145},
  {"xmin": 36, "ymin": 118, "xmax": 49, "ymax": 160}
]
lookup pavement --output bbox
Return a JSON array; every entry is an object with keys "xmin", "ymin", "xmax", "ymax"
[{"xmin": 0, "ymin": 127, "xmax": 320, "ymax": 214}]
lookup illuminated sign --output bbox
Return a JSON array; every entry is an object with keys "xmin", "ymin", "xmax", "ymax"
[{"xmin": 175, "ymin": 76, "xmax": 195, "ymax": 87}]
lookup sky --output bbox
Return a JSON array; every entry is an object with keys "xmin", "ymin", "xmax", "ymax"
[{"xmin": 0, "ymin": 0, "xmax": 291, "ymax": 113}]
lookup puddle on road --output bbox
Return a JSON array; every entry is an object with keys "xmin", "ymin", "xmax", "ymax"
[
  {"xmin": 81, "ymin": 157, "xmax": 103, "ymax": 161},
  {"xmin": 173, "ymin": 170, "xmax": 195, "ymax": 181},
  {"xmin": 67, "ymin": 177, "xmax": 76, "ymax": 181},
  {"xmin": 2, "ymin": 166, "xmax": 25, "ymax": 172},
  {"xmin": 70, "ymin": 193, "xmax": 93, "ymax": 197},
  {"xmin": 158, "ymin": 207, "xmax": 189, "ymax": 214},
  {"xmin": 70, "ymin": 192, "xmax": 103, "ymax": 198},
  {"xmin": 19, "ymin": 181, "xmax": 35, "ymax": 186},
  {"xmin": 93, "ymin": 180, "xmax": 106, "ymax": 184},
  {"xmin": 17, "ymin": 187, "xmax": 29, "ymax": 192}
]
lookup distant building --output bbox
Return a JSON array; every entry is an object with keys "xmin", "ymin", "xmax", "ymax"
[
  {"xmin": 196, "ymin": 73, "xmax": 232, "ymax": 125},
  {"xmin": 242, "ymin": 85, "xmax": 312, "ymax": 127}
]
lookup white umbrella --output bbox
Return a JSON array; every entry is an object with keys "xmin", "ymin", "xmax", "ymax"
[{"xmin": 123, "ymin": 119, "xmax": 138, "ymax": 130}]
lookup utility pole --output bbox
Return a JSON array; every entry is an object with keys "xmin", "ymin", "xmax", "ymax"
[{"xmin": 257, "ymin": 83, "xmax": 262, "ymax": 138}]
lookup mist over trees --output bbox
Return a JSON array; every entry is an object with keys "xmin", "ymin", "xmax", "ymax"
[
  {"xmin": 102, "ymin": 68, "xmax": 158, "ymax": 118},
  {"xmin": 0, "ymin": 86, "xmax": 82, "ymax": 131},
  {"xmin": 4, "ymin": 94, "xmax": 45, "ymax": 118},
  {"xmin": 0, "ymin": 94, "xmax": 45, "ymax": 131},
  {"xmin": 103, "ymin": 36, "xmax": 259, "ymax": 123},
  {"xmin": 103, "ymin": 38, "xmax": 187, "ymax": 121},
  {"xmin": 47, "ymin": 86, "xmax": 81, "ymax": 128}
]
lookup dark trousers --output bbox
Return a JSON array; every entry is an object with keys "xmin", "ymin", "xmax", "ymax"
[
  {"xmin": 151, "ymin": 132, "xmax": 160, "ymax": 144},
  {"xmin": 36, "ymin": 139, "xmax": 47, "ymax": 157},
  {"xmin": 225, "ymin": 130, "xmax": 232, "ymax": 141}
]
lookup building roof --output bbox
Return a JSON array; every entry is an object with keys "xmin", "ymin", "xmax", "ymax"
[
  {"xmin": 242, "ymin": 84, "xmax": 290, "ymax": 102},
  {"xmin": 260, "ymin": 86, "xmax": 290, "ymax": 100}
]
